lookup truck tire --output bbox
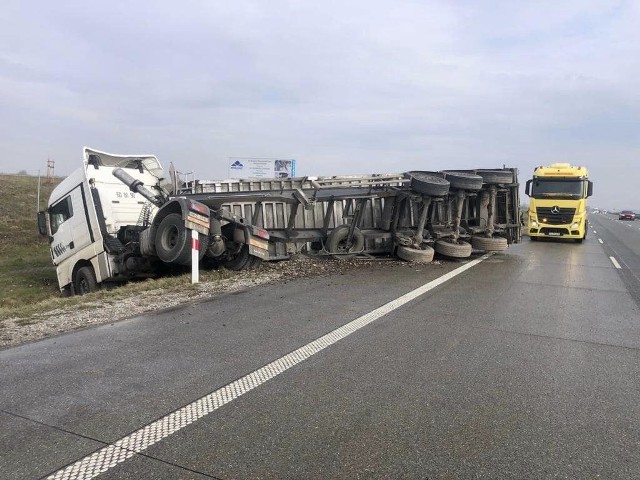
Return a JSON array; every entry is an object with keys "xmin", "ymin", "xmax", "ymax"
[
  {"xmin": 441, "ymin": 171, "xmax": 483, "ymax": 191},
  {"xmin": 201, "ymin": 255, "xmax": 225, "ymax": 269},
  {"xmin": 475, "ymin": 169, "xmax": 514, "ymax": 184},
  {"xmin": 435, "ymin": 239, "xmax": 472, "ymax": 258},
  {"xmin": 579, "ymin": 221, "xmax": 588, "ymax": 243},
  {"xmin": 471, "ymin": 235, "xmax": 508, "ymax": 251},
  {"xmin": 223, "ymin": 244, "xmax": 253, "ymax": 270},
  {"xmin": 156, "ymin": 213, "xmax": 190, "ymax": 265},
  {"xmin": 74, "ymin": 266, "xmax": 98, "ymax": 295},
  {"xmin": 247, "ymin": 256, "xmax": 263, "ymax": 269},
  {"xmin": 405, "ymin": 171, "xmax": 450, "ymax": 197},
  {"xmin": 155, "ymin": 213, "xmax": 209, "ymax": 265},
  {"xmin": 326, "ymin": 225, "xmax": 365, "ymax": 260},
  {"xmin": 396, "ymin": 245, "xmax": 434, "ymax": 263}
]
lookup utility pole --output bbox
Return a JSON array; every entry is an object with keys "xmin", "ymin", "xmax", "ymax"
[{"xmin": 37, "ymin": 170, "xmax": 41, "ymax": 212}]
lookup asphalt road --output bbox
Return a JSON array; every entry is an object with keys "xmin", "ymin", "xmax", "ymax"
[{"xmin": 2, "ymin": 220, "xmax": 640, "ymax": 479}]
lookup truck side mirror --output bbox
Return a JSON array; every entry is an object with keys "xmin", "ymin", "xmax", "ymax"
[
  {"xmin": 37, "ymin": 211, "xmax": 48, "ymax": 236},
  {"xmin": 587, "ymin": 181, "xmax": 593, "ymax": 197},
  {"xmin": 525, "ymin": 179, "xmax": 531, "ymax": 197}
]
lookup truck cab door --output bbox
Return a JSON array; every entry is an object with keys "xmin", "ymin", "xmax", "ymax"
[{"xmin": 49, "ymin": 185, "xmax": 94, "ymax": 265}]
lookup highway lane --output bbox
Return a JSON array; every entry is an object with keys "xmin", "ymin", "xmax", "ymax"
[
  {"xmin": 589, "ymin": 213, "xmax": 640, "ymax": 305},
  {"xmin": 2, "ymin": 231, "xmax": 640, "ymax": 479}
]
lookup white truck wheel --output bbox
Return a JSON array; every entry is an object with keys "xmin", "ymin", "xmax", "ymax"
[
  {"xmin": 434, "ymin": 239, "xmax": 472, "ymax": 258},
  {"xmin": 74, "ymin": 266, "xmax": 98, "ymax": 295},
  {"xmin": 326, "ymin": 225, "xmax": 365, "ymax": 260},
  {"xmin": 471, "ymin": 235, "xmax": 508, "ymax": 251},
  {"xmin": 396, "ymin": 245, "xmax": 435, "ymax": 263}
]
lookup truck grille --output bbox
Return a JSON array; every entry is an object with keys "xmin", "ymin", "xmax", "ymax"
[{"xmin": 536, "ymin": 207, "xmax": 575, "ymax": 225}]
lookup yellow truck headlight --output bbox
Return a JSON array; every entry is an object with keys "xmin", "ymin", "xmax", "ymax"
[{"xmin": 571, "ymin": 222, "xmax": 579, "ymax": 229}]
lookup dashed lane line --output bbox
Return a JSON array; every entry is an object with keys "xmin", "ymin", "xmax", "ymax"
[
  {"xmin": 598, "ymin": 239, "xmax": 604, "ymax": 244},
  {"xmin": 610, "ymin": 256, "xmax": 622, "ymax": 269},
  {"xmin": 46, "ymin": 254, "xmax": 493, "ymax": 480}
]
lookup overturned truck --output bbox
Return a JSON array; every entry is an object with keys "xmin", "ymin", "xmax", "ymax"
[{"xmin": 38, "ymin": 148, "xmax": 521, "ymax": 294}]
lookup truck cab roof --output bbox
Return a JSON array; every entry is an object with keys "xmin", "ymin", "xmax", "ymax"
[
  {"xmin": 533, "ymin": 163, "xmax": 588, "ymax": 179},
  {"xmin": 83, "ymin": 147, "xmax": 164, "ymax": 179}
]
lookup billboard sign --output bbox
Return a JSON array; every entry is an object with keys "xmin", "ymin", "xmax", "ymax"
[{"xmin": 228, "ymin": 158, "xmax": 297, "ymax": 179}]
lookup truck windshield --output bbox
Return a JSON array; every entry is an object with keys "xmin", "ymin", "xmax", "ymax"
[{"xmin": 531, "ymin": 180, "xmax": 584, "ymax": 199}]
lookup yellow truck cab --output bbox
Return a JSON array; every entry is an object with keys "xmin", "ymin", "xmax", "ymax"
[{"xmin": 525, "ymin": 163, "xmax": 593, "ymax": 243}]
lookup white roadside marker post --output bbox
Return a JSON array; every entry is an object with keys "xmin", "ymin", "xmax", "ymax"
[{"xmin": 192, "ymin": 229, "xmax": 199, "ymax": 284}]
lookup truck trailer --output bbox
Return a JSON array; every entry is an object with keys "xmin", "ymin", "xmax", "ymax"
[
  {"xmin": 38, "ymin": 147, "xmax": 521, "ymax": 295},
  {"xmin": 525, "ymin": 163, "xmax": 593, "ymax": 242}
]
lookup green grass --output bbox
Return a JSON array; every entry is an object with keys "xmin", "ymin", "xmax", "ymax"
[
  {"xmin": 0, "ymin": 264, "xmax": 237, "ymax": 319},
  {"xmin": 0, "ymin": 175, "xmax": 62, "ymax": 315}
]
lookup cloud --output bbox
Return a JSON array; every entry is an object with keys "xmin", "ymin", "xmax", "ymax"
[{"xmin": 0, "ymin": 1, "xmax": 638, "ymax": 208}]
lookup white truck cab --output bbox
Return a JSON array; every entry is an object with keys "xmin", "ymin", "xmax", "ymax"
[{"xmin": 39, "ymin": 147, "xmax": 167, "ymax": 294}]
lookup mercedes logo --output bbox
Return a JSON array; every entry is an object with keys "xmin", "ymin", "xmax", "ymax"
[{"xmin": 551, "ymin": 206, "xmax": 560, "ymax": 214}]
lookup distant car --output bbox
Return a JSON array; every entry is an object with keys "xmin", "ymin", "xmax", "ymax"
[{"xmin": 619, "ymin": 210, "xmax": 636, "ymax": 220}]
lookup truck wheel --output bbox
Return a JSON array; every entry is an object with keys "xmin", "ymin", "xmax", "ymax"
[
  {"xmin": 197, "ymin": 234, "xmax": 210, "ymax": 261},
  {"xmin": 396, "ymin": 245, "xmax": 434, "ymax": 263},
  {"xmin": 326, "ymin": 225, "xmax": 365, "ymax": 260},
  {"xmin": 247, "ymin": 256, "xmax": 263, "ymax": 269},
  {"xmin": 155, "ymin": 213, "xmax": 198, "ymax": 265},
  {"xmin": 434, "ymin": 239, "xmax": 472, "ymax": 258},
  {"xmin": 223, "ymin": 244, "xmax": 253, "ymax": 270},
  {"xmin": 74, "ymin": 266, "xmax": 98, "ymax": 295},
  {"xmin": 471, "ymin": 235, "xmax": 508, "ymax": 251},
  {"xmin": 404, "ymin": 171, "xmax": 450, "ymax": 197},
  {"xmin": 441, "ymin": 171, "xmax": 483, "ymax": 191},
  {"xmin": 475, "ymin": 169, "xmax": 514, "ymax": 184},
  {"xmin": 201, "ymin": 255, "xmax": 225, "ymax": 269}
]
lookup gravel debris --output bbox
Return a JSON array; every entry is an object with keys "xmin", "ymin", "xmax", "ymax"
[{"xmin": 0, "ymin": 255, "xmax": 407, "ymax": 350}]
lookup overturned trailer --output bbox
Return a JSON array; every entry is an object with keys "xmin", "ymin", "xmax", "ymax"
[
  {"xmin": 184, "ymin": 167, "xmax": 521, "ymax": 267},
  {"xmin": 39, "ymin": 148, "xmax": 520, "ymax": 294}
]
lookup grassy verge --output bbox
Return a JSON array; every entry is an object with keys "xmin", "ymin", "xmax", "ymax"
[
  {"xmin": 0, "ymin": 174, "xmax": 62, "ymax": 316},
  {"xmin": 0, "ymin": 266, "xmax": 238, "ymax": 321},
  {"xmin": 0, "ymin": 250, "xmax": 59, "ymax": 311}
]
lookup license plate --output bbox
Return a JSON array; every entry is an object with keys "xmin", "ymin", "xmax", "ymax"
[{"xmin": 548, "ymin": 232, "xmax": 561, "ymax": 236}]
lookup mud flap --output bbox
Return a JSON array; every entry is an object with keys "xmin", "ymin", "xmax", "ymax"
[{"xmin": 248, "ymin": 238, "xmax": 269, "ymax": 260}]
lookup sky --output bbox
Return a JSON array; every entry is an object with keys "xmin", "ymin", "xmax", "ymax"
[{"xmin": 0, "ymin": 1, "xmax": 638, "ymax": 210}]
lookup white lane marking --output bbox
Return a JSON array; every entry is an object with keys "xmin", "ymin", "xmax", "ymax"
[
  {"xmin": 609, "ymin": 256, "xmax": 622, "ymax": 269},
  {"xmin": 598, "ymin": 238, "xmax": 603, "ymax": 244},
  {"xmin": 47, "ymin": 254, "xmax": 493, "ymax": 480},
  {"xmin": 593, "ymin": 230, "xmax": 597, "ymax": 234}
]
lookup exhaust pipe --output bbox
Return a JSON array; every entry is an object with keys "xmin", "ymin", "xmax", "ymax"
[{"xmin": 113, "ymin": 168, "xmax": 164, "ymax": 206}]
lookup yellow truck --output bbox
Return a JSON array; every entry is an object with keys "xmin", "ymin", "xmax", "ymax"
[{"xmin": 525, "ymin": 163, "xmax": 593, "ymax": 243}]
